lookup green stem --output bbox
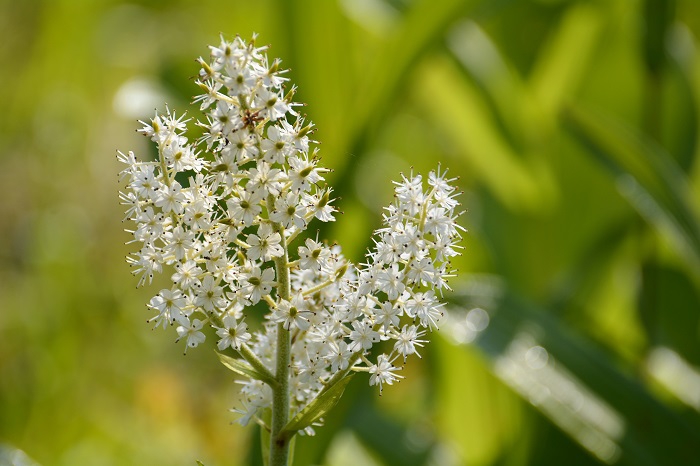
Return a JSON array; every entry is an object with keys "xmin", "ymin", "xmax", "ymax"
[{"xmin": 269, "ymin": 196, "xmax": 292, "ymax": 466}]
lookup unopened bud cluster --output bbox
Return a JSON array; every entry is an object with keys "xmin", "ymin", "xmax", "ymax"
[{"xmin": 118, "ymin": 35, "xmax": 463, "ymax": 433}]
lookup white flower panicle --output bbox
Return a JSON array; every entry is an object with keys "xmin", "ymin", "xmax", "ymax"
[{"xmin": 119, "ymin": 35, "xmax": 463, "ymax": 434}]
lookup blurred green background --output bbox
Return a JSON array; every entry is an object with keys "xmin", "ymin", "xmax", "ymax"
[{"xmin": 2, "ymin": 0, "xmax": 700, "ymax": 465}]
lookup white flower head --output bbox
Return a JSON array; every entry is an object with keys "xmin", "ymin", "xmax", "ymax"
[{"xmin": 119, "ymin": 34, "xmax": 463, "ymax": 435}]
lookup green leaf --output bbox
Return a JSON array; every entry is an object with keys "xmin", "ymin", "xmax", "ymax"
[
  {"xmin": 529, "ymin": 2, "xmax": 604, "ymax": 119},
  {"xmin": 450, "ymin": 282, "xmax": 700, "ymax": 465},
  {"xmin": 331, "ymin": 0, "xmax": 490, "ymax": 199},
  {"xmin": 562, "ymin": 103, "xmax": 700, "ymax": 279},
  {"xmin": 415, "ymin": 54, "xmax": 554, "ymax": 212},
  {"xmin": 217, "ymin": 352, "xmax": 278, "ymax": 387},
  {"xmin": 280, "ymin": 375, "xmax": 354, "ymax": 437},
  {"xmin": 642, "ymin": 0, "xmax": 675, "ymax": 75},
  {"xmin": 195, "ymin": 461, "xmax": 205, "ymax": 466}
]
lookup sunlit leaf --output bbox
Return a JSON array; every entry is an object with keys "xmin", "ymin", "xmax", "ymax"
[
  {"xmin": 449, "ymin": 280, "xmax": 700, "ymax": 465},
  {"xmin": 529, "ymin": 2, "xmax": 604, "ymax": 120},
  {"xmin": 433, "ymin": 333, "xmax": 527, "ymax": 465},
  {"xmin": 332, "ymin": 0, "xmax": 489, "ymax": 196},
  {"xmin": 0, "ymin": 445, "xmax": 41, "ymax": 466},
  {"xmin": 415, "ymin": 54, "xmax": 553, "ymax": 212},
  {"xmin": 446, "ymin": 19, "xmax": 530, "ymax": 148}
]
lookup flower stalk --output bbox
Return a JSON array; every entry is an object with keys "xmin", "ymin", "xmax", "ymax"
[{"xmin": 269, "ymin": 204, "xmax": 292, "ymax": 465}]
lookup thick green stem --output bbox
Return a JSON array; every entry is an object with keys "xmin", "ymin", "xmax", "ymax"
[
  {"xmin": 269, "ymin": 196, "xmax": 292, "ymax": 466},
  {"xmin": 270, "ymin": 321, "xmax": 291, "ymax": 466}
]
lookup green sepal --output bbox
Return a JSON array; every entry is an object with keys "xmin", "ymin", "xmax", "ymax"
[
  {"xmin": 217, "ymin": 352, "xmax": 278, "ymax": 387},
  {"xmin": 279, "ymin": 375, "xmax": 353, "ymax": 438}
]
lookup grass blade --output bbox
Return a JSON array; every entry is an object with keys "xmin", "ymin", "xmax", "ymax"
[{"xmin": 562, "ymin": 103, "xmax": 700, "ymax": 278}]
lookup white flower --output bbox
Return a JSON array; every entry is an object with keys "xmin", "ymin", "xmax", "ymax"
[
  {"xmin": 155, "ymin": 181, "xmax": 186, "ymax": 214},
  {"xmin": 163, "ymin": 226, "xmax": 195, "ymax": 261},
  {"xmin": 348, "ymin": 320, "xmax": 381, "ymax": 352},
  {"xmin": 246, "ymin": 224, "xmax": 283, "ymax": 261},
  {"xmin": 302, "ymin": 188, "xmax": 336, "ymax": 222},
  {"xmin": 215, "ymin": 315, "xmax": 251, "ymax": 350},
  {"xmin": 375, "ymin": 302, "xmax": 401, "ymax": 331},
  {"xmin": 171, "ymin": 260, "xmax": 202, "ymax": 290},
  {"xmin": 406, "ymin": 291, "xmax": 444, "ymax": 330},
  {"xmin": 176, "ymin": 318, "xmax": 206, "ymax": 353},
  {"xmin": 133, "ymin": 207, "xmax": 166, "ymax": 244},
  {"xmin": 148, "ymin": 288, "xmax": 187, "ymax": 328},
  {"xmin": 227, "ymin": 189, "xmax": 263, "ymax": 226},
  {"xmin": 325, "ymin": 340, "xmax": 352, "ymax": 372},
  {"xmin": 261, "ymin": 125, "xmax": 292, "ymax": 164},
  {"xmin": 272, "ymin": 294, "xmax": 313, "ymax": 331},
  {"xmin": 183, "ymin": 199, "xmax": 213, "ymax": 231},
  {"xmin": 405, "ymin": 257, "xmax": 434, "ymax": 286},
  {"xmin": 255, "ymin": 87, "xmax": 289, "ymax": 121},
  {"xmin": 374, "ymin": 232, "xmax": 405, "ymax": 264},
  {"xmin": 244, "ymin": 266, "xmax": 275, "ymax": 304},
  {"xmin": 194, "ymin": 275, "xmax": 226, "ymax": 313},
  {"xmin": 210, "ymin": 100, "xmax": 241, "ymax": 136},
  {"xmin": 126, "ymin": 245, "xmax": 162, "ymax": 287},
  {"xmin": 270, "ymin": 192, "xmax": 306, "ymax": 230},
  {"xmin": 288, "ymin": 155, "xmax": 323, "ymax": 192},
  {"xmin": 297, "ymin": 238, "xmax": 330, "ymax": 271},
  {"xmin": 223, "ymin": 64, "xmax": 256, "ymax": 96},
  {"xmin": 130, "ymin": 165, "xmax": 161, "ymax": 200},
  {"xmin": 369, "ymin": 354, "xmax": 403, "ymax": 394},
  {"xmin": 225, "ymin": 130, "xmax": 259, "ymax": 162},
  {"xmin": 247, "ymin": 162, "xmax": 284, "ymax": 196},
  {"xmin": 376, "ymin": 263, "xmax": 405, "ymax": 301},
  {"xmin": 393, "ymin": 325, "xmax": 427, "ymax": 361},
  {"xmin": 394, "ymin": 173, "xmax": 424, "ymax": 216}
]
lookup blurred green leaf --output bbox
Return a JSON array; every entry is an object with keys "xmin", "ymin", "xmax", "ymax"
[
  {"xmin": 343, "ymin": 394, "xmax": 431, "ymax": 466},
  {"xmin": 452, "ymin": 281, "xmax": 700, "ymax": 465},
  {"xmin": 529, "ymin": 2, "xmax": 604, "ymax": 121},
  {"xmin": 433, "ymin": 332, "xmax": 527, "ymax": 465},
  {"xmin": 333, "ymin": 0, "xmax": 489, "ymax": 196},
  {"xmin": 661, "ymin": 56, "xmax": 698, "ymax": 172},
  {"xmin": 261, "ymin": 410, "xmax": 271, "ymax": 466},
  {"xmin": 642, "ymin": 0, "xmax": 676, "ymax": 76},
  {"xmin": 639, "ymin": 262, "xmax": 700, "ymax": 363},
  {"xmin": 281, "ymin": 375, "xmax": 354, "ymax": 437},
  {"xmin": 562, "ymin": 103, "xmax": 700, "ymax": 279},
  {"xmin": 416, "ymin": 54, "xmax": 554, "ymax": 212},
  {"xmin": 446, "ymin": 19, "xmax": 530, "ymax": 150}
]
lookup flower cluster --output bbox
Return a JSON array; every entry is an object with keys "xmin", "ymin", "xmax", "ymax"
[{"xmin": 118, "ymin": 35, "xmax": 463, "ymax": 434}]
